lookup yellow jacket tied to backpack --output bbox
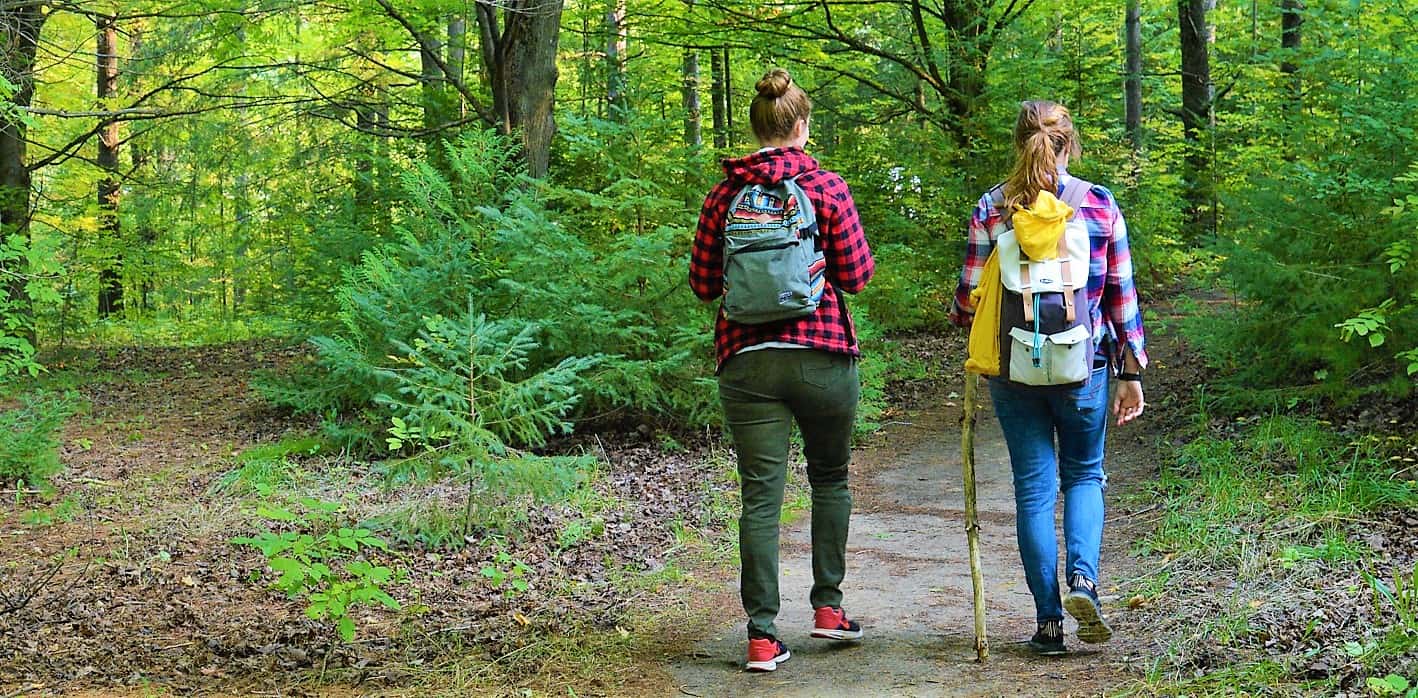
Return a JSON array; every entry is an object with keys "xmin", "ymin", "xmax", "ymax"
[{"xmin": 965, "ymin": 190, "xmax": 1075, "ymax": 376}]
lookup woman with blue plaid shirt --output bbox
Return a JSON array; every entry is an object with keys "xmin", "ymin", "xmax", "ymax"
[{"xmin": 952, "ymin": 100, "xmax": 1148, "ymax": 656}]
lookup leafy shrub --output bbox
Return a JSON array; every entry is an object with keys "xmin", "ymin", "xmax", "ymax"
[
  {"xmin": 232, "ymin": 496, "xmax": 403, "ymax": 642},
  {"xmin": 0, "ymin": 392, "xmax": 76, "ymax": 489}
]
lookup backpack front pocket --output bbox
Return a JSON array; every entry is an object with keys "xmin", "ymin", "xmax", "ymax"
[
  {"xmin": 1005, "ymin": 324, "xmax": 1092, "ymax": 386},
  {"xmin": 722, "ymin": 236, "xmax": 816, "ymax": 323}
]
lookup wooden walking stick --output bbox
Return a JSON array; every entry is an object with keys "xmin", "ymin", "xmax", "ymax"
[{"xmin": 960, "ymin": 371, "xmax": 989, "ymax": 662}]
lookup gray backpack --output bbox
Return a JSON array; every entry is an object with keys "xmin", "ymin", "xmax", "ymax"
[{"xmin": 721, "ymin": 178, "xmax": 827, "ymax": 324}]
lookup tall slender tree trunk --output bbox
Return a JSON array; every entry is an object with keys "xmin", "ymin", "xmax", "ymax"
[
  {"xmin": 448, "ymin": 16, "xmax": 467, "ymax": 120},
  {"xmin": 128, "ymin": 26, "xmax": 158, "ymax": 314},
  {"xmin": 476, "ymin": 4, "xmax": 509, "ymax": 129},
  {"xmin": 97, "ymin": 14, "xmax": 123, "ymax": 318},
  {"xmin": 0, "ymin": 4, "xmax": 45, "ymax": 348},
  {"xmin": 419, "ymin": 28, "xmax": 449, "ymax": 173},
  {"xmin": 1124, "ymin": 0, "xmax": 1143, "ymax": 150},
  {"xmin": 709, "ymin": 47, "xmax": 726, "ymax": 149},
  {"xmin": 605, "ymin": 0, "xmax": 628, "ymax": 118},
  {"xmin": 682, "ymin": 50, "xmax": 702, "ymax": 147},
  {"xmin": 1177, "ymin": 0, "xmax": 1214, "ymax": 238},
  {"xmin": 1281, "ymin": 0, "xmax": 1303, "ymax": 103},
  {"xmin": 722, "ymin": 47, "xmax": 734, "ymax": 147}
]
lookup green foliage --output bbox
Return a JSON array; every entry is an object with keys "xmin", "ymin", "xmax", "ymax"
[
  {"xmin": 261, "ymin": 131, "xmax": 718, "ymax": 466},
  {"xmin": 232, "ymin": 496, "xmax": 403, "ymax": 642},
  {"xmin": 213, "ymin": 434, "xmax": 326, "ymax": 494},
  {"xmin": 0, "ymin": 233, "xmax": 43, "ymax": 379},
  {"xmin": 0, "ymin": 391, "xmax": 76, "ymax": 490},
  {"xmin": 1185, "ymin": 0, "xmax": 1418, "ymax": 398},
  {"xmin": 1143, "ymin": 415, "xmax": 1418, "ymax": 566},
  {"xmin": 480, "ymin": 547, "xmax": 533, "ymax": 598},
  {"xmin": 20, "ymin": 493, "xmax": 83, "ymax": 527}
]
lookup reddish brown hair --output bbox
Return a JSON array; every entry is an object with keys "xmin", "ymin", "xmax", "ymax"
[{"xmin": 750, "ymin": 69, "xmax": 812, "ymax": 144}]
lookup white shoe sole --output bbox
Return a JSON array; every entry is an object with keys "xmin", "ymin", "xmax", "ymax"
[
  {"xmin": 1064, "ymin": 592, "xmax": 1113, "ymax": 644},
  {"xmin": 810, "ymin": 628, "xmax": 864, "ymax": 640},
  {"xmin": 746, "ymin": 649, "xmax": 790, "ymax": 672}
]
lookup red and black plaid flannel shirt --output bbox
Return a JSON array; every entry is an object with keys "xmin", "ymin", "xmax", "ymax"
[{"xmin": 689, "ymin": 147, "xmax": 875, "ymax": 370}]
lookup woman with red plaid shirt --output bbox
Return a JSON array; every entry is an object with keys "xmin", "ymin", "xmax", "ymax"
[{"xmin": 689, "ymin": 68, "xmax": 875, "ymax": 673}]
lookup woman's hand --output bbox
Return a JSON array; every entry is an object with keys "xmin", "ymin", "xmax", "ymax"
[{"xmin": 1111, "ymin": 379, "xmax": 1145, "ymax": 426}]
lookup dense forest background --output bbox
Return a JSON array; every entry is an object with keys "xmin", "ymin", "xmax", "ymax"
[{"xmin": 4, "ymin": 0, "xmax": 1414, "ymax": 412}]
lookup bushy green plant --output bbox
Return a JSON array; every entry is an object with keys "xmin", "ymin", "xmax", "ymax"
[
  {"xmin": 259, "ymin": 130, "xmax": 718, "ymax": 462},
  {"xmin": 0, "ymin": 391, "xmax": 76, "ymax": 489},
  {"xmin": 232, "ymin": 496, "xmax": 403, "ymax": 642}
]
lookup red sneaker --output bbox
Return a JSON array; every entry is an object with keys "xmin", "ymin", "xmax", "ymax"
[
  {"xmin": 811, "ymin": 606, "xmax": 864, "ymax": 640},
  {"xmin": 745, "ymin": 636, "xmax": 791, "ymax": 672}
]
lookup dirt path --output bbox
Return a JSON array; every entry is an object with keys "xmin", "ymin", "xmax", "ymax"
[{"xmin": 667, "ymin": 389, "xmax": 1159, "ymax": 697}]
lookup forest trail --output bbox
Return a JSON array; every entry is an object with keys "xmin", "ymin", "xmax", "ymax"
[{"xmin": 666, "ymin": 388, "xmax": 1160, "ymax": 697}]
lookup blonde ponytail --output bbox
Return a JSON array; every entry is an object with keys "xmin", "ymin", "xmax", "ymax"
[{"xmin": 1002, "ymin": 101, "xmax": 1082, "ymax": 211}]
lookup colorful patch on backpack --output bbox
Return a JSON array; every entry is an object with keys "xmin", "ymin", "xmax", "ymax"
[
  {"xmin": 728, "ymin": 190, "xmax": 801, "ymax": 232},
  {"xmin": 807, "ymin": 257, "xmax": 827, "ymax": 302}
]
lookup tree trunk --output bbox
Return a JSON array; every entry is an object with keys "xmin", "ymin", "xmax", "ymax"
[
  {"xmin": 448, "ymin": 15, "xmax": 467, "ymax": 120},
  {"xmin": 722, "ymin": 47, "xmax": 734, "ymax": 147},
  {"xmin": 605, "ymin": 0, "xmax": 628, "ymax": 118},
  {"xmin": 504, "ymin": 0, "xmax": 566, "ymax": 178},
  {"xmin": 419, "ymin": 29, "xmax": 449, "ymax": 173},
  {"xmin": 0, "ymin": 4, "xmax": 44, "ymax": 349},
  {"xmin": 1125, "ymin": 0, "xmax": 1143, "ymax": 150},
  {"xmin": 128, "ymin": 26, "xmax": 157, "ymax": 314},
  {"xmin": 448, "ymin": 16, "xmax": 466, "ymax": 89},
  {"xmin": 709, "ymin": 47, "xmax": 726, "ymax": 149},
  {"xmin": 938, "ymin": 0, "xmax": 994, "ymax": 150},
  {"xmin": 1177, "ymin": 0, "xmax": 1214, "ymax": 238},
  {"xmin": 682, "ymin": 50, "xmax": 702, "ymax": 147},
  {"xmin": 475, "ymin": 4, "xmax": 509, "ymax": 129},
  {"xmin": 97, "ymin": 14, "xmax": 123, "ymax": 318},
  {"xmin": 1281, "ymin": 0, "xmax": 1302, "ymax": 103}
]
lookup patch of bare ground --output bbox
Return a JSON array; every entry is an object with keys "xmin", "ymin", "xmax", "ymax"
[{"xmin": 0, "ymin": 341, "xmax": 737, "ymax": 695}]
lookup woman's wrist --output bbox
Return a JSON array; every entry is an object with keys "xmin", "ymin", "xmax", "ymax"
[{"xmin": 1116, "ymin": 371, "xmax": 1142, "ymax": 383}]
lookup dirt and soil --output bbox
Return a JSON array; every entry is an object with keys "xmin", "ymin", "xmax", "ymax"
[{"xmin": 3, "ymin": 318, "xmax": 1407, "ymax": 696}]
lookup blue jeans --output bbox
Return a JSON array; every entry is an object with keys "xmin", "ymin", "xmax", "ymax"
[{"xmin": 988, "ymin": 366, "xmax": 1109, "ymax": 623}]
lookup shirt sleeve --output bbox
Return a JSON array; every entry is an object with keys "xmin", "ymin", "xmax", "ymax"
[
  {"xmin": 949, "ymin": 194, "xmax": 998, "ymax": 327},
  {"xmin": 820, "ymin": 174, "xmax": 874, "ymax": 294},
  {"xmin": 689, "ymin": 182, "xmax": 733, "ymax": 301},
  {"xmin": 1102, "ymin": 197, "xmax": 1149, "ymax": 368}
]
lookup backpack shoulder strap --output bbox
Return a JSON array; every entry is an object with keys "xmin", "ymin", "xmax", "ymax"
[
  {"xmin": 780, "ymin": 177, "xmax": 818, "ymax": 233},
  {"xmin": 987, "ymin": 184, "xmax": 1012, "ymax": 228},
  {"xmin": 1060, "ymin": 177, "xmax": 1094, "ymax": 220}
]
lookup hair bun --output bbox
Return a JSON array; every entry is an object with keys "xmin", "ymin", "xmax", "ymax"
[{"xmin": 756, "ymin": 69, "xmax": 793, "ymax": 99}]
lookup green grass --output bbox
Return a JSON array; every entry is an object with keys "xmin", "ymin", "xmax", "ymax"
[
  {"xmin": 1140, "ymin": 415, "xmax": 1418, "ymax": 566},
  {"xmin": 211, "ymin": 434, "xmax": 327, "ymax": 494},
  {"xmin": 1131, "ymin": 414, "xmax": 1418, "ymax": 695}
]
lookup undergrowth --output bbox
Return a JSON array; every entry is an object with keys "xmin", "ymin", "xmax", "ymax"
[{"xmin": 1132, "ymin": 412, "xmax": 1418, "ymax": 695}]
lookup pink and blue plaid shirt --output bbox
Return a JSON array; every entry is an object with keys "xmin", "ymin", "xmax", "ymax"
[{"xmin": 949, "ymin": 173, "xmax": 1149, "ymax": 369}]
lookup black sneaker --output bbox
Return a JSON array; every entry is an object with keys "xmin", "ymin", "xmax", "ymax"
[
  {"xmin": 1028, "ymin": 619, "xmax": 1066, "ymax": 656},
  {"xmin": 1063, "ymin": 574, "xmax": 1114, "ymax": 644}
]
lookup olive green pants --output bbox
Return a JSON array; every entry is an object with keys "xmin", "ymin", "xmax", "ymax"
[{"xmin": 718, "ymin": 349, "xmax": 859, "ymax": 639}]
